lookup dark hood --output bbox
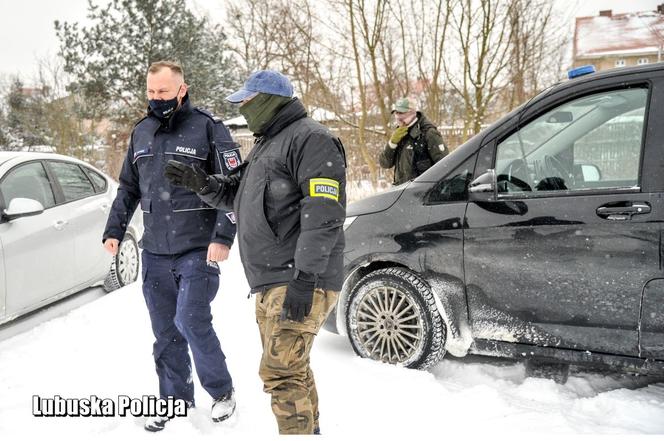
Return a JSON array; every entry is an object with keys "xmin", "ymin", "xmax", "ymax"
[{"xmin": 347, "ymin": 182, "xmax": 409, "ymax": 217}]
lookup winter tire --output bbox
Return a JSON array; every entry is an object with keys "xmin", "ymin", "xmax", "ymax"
[{"xmin": 346, "ymin": 267, "xmax": 446, "ymax": 369}]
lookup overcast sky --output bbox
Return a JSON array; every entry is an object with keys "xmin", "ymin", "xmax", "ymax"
[{"xmin": 0, "ymin": 0, "xmax": 661, "ymax": 83}]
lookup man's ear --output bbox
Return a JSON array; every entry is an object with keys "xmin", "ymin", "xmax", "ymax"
[{"xmin": 179, "ymin": 83, "xmax": 188, "ymax": 100}]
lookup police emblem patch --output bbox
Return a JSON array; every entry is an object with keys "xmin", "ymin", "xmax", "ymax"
[
  {"xmin": 223, "ymin": 151, "xmax": 240, "ymax": 170},
  {"xmin": 309, "ymin": 178, "xmax": 340, "ymax": 201}
]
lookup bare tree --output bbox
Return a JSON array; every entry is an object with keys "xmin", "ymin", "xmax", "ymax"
[
  {"xmin": 226, "ymin": 0, "xmax": 279, "ymax": 74},
  {"xmin": 445, "ymin": 0, "xmax": 513, "ymax": 139},
  {"xmin": 222, "ymin": 0, "xmax": 570, "ymax": 195},
  {"xmin": 346, "ymin": 0, "xmax": 378, "ymax": 182},
  {"xmin": 226, "ymin": 0, "xmax": 321, "ymax": 108},
  {"xmin": 506, "ymin": 0, "xmax": 568, "ymax": 110},
  {"xmin": 355, "ymin": 0, "xmax": 391, "ymax": 133},
  {"xmin": 398, "ymin": 0, "xmax": 451, "ymax": 123}
]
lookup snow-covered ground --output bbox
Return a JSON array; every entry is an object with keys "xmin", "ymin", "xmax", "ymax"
[{"xmin": 1, "ymin": 246, "xmax": 663, "ymax": 439}]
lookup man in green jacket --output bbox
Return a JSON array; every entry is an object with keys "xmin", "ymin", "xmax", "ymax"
[{"xmin": 379, "ymin": 97, "xmax": 448, "ymax": 185}]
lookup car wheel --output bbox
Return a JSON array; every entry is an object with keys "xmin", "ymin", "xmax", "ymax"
[
  {"xmin": 103, "ymin": 234, "xmax": 139, "ymax": 292},
  {"xmin": 346, "ymin": 267, "xmax": 446, "ymax": 369}
]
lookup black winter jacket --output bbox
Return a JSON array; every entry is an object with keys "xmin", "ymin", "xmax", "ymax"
[{"xmin": 198, "ymin": 98, "xmax": 347, "ymax": 292}]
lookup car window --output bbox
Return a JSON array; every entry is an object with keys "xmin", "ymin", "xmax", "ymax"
[
  {"xmin": 427, "ymin": 155, "xmax": 475, "ymax": 204},
  {"xmin": 49, "ymin": 161, "xmax": 96, "ymax": 202},
  {"xmin": 495, "ymin": 87, "xmax": 647, "ymax": 194},
  {"xmin": 85, "ymin": 168, "xmax": 107, "ymax": 193},
  {"xmin": 0, "ymin": 162, "xmax": 56, "ymax": 209}
]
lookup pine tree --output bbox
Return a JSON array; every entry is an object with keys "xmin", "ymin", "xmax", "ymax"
[{"xmin": 55, "ymin": 0, "xmax": 240, "ymax": 126}]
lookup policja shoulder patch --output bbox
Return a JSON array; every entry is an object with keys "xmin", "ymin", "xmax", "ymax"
[
  {"xmin": 309, "ymin": 178, "xmax": 340, "ymax": 201},
  {"xmin": 223, "ymin": 150, "xmax": 240, "ymax": 170}
]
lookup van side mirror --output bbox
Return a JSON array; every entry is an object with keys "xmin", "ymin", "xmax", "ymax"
[
  {"xmin": 468, "ymin": 169, "xmax": 497, "ymax": 202},
  {"xmin": 573, "ymin": 163, "xmax": 601, "ymax": 182}
]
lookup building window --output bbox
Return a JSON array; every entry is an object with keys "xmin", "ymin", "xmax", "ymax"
[
  {"xmin": 637, "ymin": 58, "xmax": 649, "ymax": 65},
  {"xmin": 615, "ymin": 59, "xmax": 626, "ymax": 67}
]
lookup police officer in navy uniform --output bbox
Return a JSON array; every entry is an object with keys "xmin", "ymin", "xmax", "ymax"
[{"xmin": 102, "ymin": 61, "xmax": 241, "ymax": 432}]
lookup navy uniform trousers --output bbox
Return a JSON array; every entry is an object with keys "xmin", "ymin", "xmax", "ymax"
[{"xmin": 141, "ymin": 247, "xmax": 232, "ymax": 404}]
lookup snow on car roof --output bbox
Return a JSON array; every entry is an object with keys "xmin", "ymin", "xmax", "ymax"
[
  {"xmin": 0, "ymin": 151, "xmax": 97, "ymax": 171},
  {"xmin": 0, "ymin": 152, "xmax": 21, "ymax": 166}
]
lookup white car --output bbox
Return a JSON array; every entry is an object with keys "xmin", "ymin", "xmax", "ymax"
[{"xmin": 0, "ymin": 152, "xmax": 142, "ymax": 325}]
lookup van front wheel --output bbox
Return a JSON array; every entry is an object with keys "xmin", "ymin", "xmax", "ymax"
[{"xmin": 345, "ymin": 267, "xmax": 446, "ymax": 369}]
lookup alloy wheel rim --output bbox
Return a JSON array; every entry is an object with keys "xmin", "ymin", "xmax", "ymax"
[{"xmin": 352, "ymin": 285, "xmax": 425, "ymax": 365}]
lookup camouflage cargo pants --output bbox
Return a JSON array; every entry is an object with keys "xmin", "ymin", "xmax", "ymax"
[{"xmin": 255, "ymin": 285, "xmax": 339, "ymax": 434}]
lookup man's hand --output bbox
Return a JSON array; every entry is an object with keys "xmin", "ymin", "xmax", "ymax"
[
  {"xmin": 207, "ymin": 243, "xmax": 230, "ymax": 262},
  {"xmin": 103, "ymin": 238, "xmax": 120, "ymax": 256},
  {"xmin": 164, "ymin": 160, "xmax": 210, "ymax": 193},
  {"xmin": 389, "ymin": 125, "xmax": 409, "ymax": 145},
  {"xmin": 280, "ymin": 274, "xmax": 316, "ymax": 322}
]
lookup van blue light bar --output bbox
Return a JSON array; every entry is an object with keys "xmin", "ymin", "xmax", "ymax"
[{"xmin": 568, "ymin": 65, "xmax": 596, "ymax": 79}]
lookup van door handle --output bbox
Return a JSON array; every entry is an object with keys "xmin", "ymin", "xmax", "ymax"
[{"xmin": 596, "ymin": 202, "xmax": 651, "ymax": 220}]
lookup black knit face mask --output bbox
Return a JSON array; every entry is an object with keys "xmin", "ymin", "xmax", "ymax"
[{"xmin": 149, "ymin": 86, "xmax": 181, "ymax": 119}]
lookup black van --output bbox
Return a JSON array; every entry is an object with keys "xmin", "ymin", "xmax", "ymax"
[{"xmin": 326, "ymin": 63, "xmax": 664, "ymax": 379}]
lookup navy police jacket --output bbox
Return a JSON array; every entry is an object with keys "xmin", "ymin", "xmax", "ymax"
[{"xmin": 103, "ymin": 95, "xmax": 241, "ymax": 255}]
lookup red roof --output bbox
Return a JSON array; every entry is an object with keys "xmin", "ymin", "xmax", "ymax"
[{"xmin": 574, "ymin": 11, "xmax": 664, "ymax": 58}]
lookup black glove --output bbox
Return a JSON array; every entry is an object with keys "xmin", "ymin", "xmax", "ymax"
[
  {"xmin": 214, "ymin": 161, "xmax": 246, "ymax": 195},
  {"xmin": 280, "ymin": 271, "xmax": 317, "ymax": 322},
  {"xmin": 164, "ymin": 160, "xmax": 210, "ymax": 193}
]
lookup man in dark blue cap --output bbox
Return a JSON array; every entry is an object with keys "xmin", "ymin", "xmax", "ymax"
[{"xmin": 164, "ymin": 69, "xmax": 347, "ymax": 434}]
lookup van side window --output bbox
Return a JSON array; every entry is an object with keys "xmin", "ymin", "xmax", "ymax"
[
  {"xmin": 427, "ymin": 155, "xmax": 476, "ymax": 204},
  {"xmin": 495, "ymin": 87, "xmax": 647, "ymax": 194}
]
